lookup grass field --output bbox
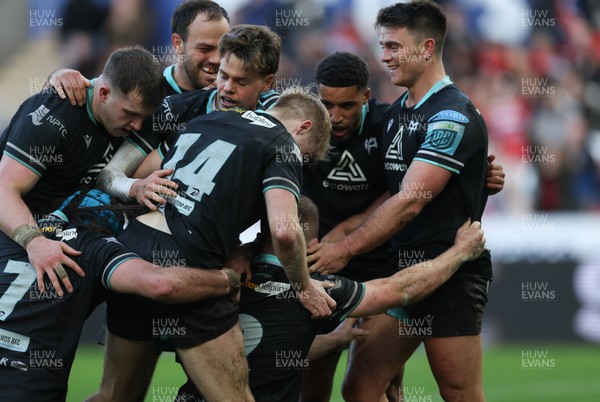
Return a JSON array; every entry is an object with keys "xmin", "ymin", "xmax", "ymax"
[{"xmin": 66, "ymin": 343, "xmax": 600, "ymax": 401}]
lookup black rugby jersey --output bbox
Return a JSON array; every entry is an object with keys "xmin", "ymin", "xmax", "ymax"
[
  {"xmin": 382, "ymin": 77, "xmax": 491, "ymax": 273},
  {"xmin": 157, "ymin": 108, "xmax": 302, "ymax": 267},
  {"xmin": 302, "ymin": 99, "xmax": 389, "ymax": 280},
  {"xmin": 0, "ymin": 216, "xmax": 137, "ymax": 401},
  {"xmin": 0, "ymin": 87, "xmax": 123, "ymax": 215}
]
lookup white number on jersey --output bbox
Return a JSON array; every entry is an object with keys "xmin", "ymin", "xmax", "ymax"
[
  {"xmin": 164, "ymin": 133, "xmax": 236, "ymax": 202},
  {"xmin": 0, "ymin": 260, "xmax": 36, "ymax": 321}
]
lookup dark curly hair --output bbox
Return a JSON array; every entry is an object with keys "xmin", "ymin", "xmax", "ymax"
[{"xmin": 314, "ymin": 51, "xmax": 369, "ymax": 90}]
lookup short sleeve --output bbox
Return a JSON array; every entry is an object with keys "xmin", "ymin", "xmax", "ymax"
[
  {"xmin": 3, "ymin": 102, "xmax": 67, "ymax": 177},
  {"xmin": 262, "ymin": 135, "xmax": 302, "ymax": 200},
  {"xmin": 414, "ymin": 109, "xmax": 480, "ymax": 174}
]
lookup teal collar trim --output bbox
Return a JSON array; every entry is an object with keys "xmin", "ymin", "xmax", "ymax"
[
  {"xmin": 404, "ymin": 75, "xmax": 453, "ymax": 110},
  {"xmin": 206, "ymin": 89, "xmax": 217, "ymax": 113},
  {"xmin": 163, "ymin": 65, "xmax": 182, "ymax": 94},
  {"xmin": 86, "ymin": 79, "xmax": 97, "ymax": 125},
  {"xmin": 357, "ymin": 102, "xmax": 369, "ymax": 136},
  {"xmin": 253, "ymin": 254, "xmax": 282, "ymax": 267}
]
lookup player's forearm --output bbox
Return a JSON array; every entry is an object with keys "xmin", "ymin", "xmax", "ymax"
[
  {"xmin": 354, "ymin": 244, "xmax": 468, "ymax": 318},
  {"xmin": 273, "ymin": 229, "xmax": 311, "ymax": 289},
  {"xmin": 135, "ymin": 266, "xmax": 232, "ymax": 303},
  {"xmin": 389, "ymin": 244, "xmax": 468, "ymax": 306},
  {"xmin": 97, "ymin": 141, "xmax": 145, "ymax": 201},
  {"xmin": 341, "ymin": 195, "xmax": 423, "ymax": 258},
  {"xmin": 0, "ymin": 187, "xmax": 40, "ymax": 243}
]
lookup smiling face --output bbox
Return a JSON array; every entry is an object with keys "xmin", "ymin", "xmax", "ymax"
[
  {"xmin": 175, "ymin": 14, "xmax": 230, "ymax": 89},
  {"xmin": 379, "ymin": 26, "xmax": 429, "ymax": 88},
  {"xmin": 216, "ymin": 53, "xmax": 273, "ymax": 110},
  {"xmin": 318, "ymin": 84, "xmax": 369, "ymax": 144}
]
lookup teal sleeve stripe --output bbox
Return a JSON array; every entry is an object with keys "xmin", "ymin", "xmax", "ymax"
[
  {"xmin": 125, "ymin": 137, "xmax": 149, "ymax": 157},
  {"xmin": 3, "ymin": 151, "xmax": 43, "ymax": 177},
  {"xmin": 413, "ymin": 157, "xmax": 460, "ymax": 175},
  {"xmin": 103, "ymin": 255, "xmax": 139, "ymax": 290},
  {"xmin": 262, "ymin": 185, "xmax": 299, "ymax": 200},
  {"xmin": 339, "ymin": 282, "xmax": 366, "ymax": 321},
  {"xmin": 158, "ymin": 144, "xmax": 166, "ymax": 160}
]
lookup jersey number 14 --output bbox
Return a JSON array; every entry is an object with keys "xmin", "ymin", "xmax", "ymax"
[{"xmin": 164, "ymin": 133, "xmax": 236, "ymax": 202}]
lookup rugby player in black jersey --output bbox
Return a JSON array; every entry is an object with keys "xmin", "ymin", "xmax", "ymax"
[
  {"xmin": 0, "ymin": 46, "xmax": 164, "ymax": 297},
  {"xmin": 0, "ymin": 188, "xmax": 240, "ymax": 402},
  {"xmin": 301, "ymin": 51, "xmax": 504, "ymax": 402},
  {"xmin": 176, "ymin": 195, "xmax": 486, "ymax": 402},
  {"xmin": 86, "ymin": 87, "xmax": 332, "ymax": 402},
  {"xmin": 308, "ymin": 3, "xmax": 496, "ymax": 400}
]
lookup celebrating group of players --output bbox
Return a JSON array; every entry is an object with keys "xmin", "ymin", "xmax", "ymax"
[{"xmin": 0, "ymin": 1, "xmax": 505, "ymax": 401}]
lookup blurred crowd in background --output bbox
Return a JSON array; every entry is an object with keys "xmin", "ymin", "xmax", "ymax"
[{"xmin": 25, "ymin": 0, "xmax": 600, "ymax": 213}]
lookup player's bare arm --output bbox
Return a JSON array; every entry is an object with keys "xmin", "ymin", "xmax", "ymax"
[
  {"xmin": 265, "ymin": 188, "xmax": 336, "ymax": 318},
  {"xmin": 308, "ymin": 160, "xmax": 452, "ymax": 274},
  {"xmin": 98, "ymin": 140, "xmax": 178, "ymax": 211},
  {"xmin": 108, "ymin": 260, "xmax": 239, "ymax": 303},
  {"xmin": 0, "ymin": 158, "xmax": 83, "ymax": 295},
  {"xmin": 307, "ymin": 318, "xmax": 369, "ymax": 361},
  {"xmin": 350, "ymin": 219, "xmax": 485, "ymax": 318},
  {"xmin": 47, "ymin": 68, "xmax": 90, "ymax": 106}
]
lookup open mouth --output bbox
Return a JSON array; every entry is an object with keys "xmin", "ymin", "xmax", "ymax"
[
  {"xmin": 219, "ymin": 95, "xmax": 236, "ymax": 108},
  {"xmin": 331, "ymin": 126, "xmax": 349, "ymax": 137},
  {"xmin": 201, "ymin": 66, "xmax": 218, "ymax": 75}
]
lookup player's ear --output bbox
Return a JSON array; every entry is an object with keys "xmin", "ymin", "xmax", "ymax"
[
  {"xmin": 423, "ymin": 37, "xmax": 435, "ymax": 60},
  {"xmin": 172, "ymin": 33, "xmax": 184, "ymax": 55},
  {"xmin": 296, "ymin": 120, "xmax": 313, "ymax": 136},
  {"xmin": 262, "ymin": 74, "xmax": 274, "ymax": 92},
  {"xmin": 363, "ymin": 88, "xmax": 371, "ymax": 103},
  {"xmin": 98, "ymin": 85, "xmax": 110, "ymax": 103}
]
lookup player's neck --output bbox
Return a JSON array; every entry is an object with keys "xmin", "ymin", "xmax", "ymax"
[
  {"xmin": 90, "ymin": 78, "xmax": 103, "ymax": 125},
  {"xmin": 404, "ymin": 64, "xmax": 447, "ymax": 108},
  {"xmin": 173, "ymin": 63, "xmax": 195, "ymax": 92}
]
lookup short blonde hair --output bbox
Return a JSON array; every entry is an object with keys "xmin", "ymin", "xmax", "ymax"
[{"xmin": 272, "ymin": 86, "xmax": 332, "ymax": 163}]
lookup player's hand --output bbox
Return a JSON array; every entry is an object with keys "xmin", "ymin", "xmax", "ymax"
[
  {"xmin": 225, "ymin": 244, "xmax": 255, "ymax": 281},
  {"xmin": 486, "ymin": 154, "xmax": 505, "ymax": 195},
  {"xmin": 298, "ymin": 279, "xmax": 337, "ymax": 319},
  {"xmin": 48, "ymin": 69, "xmax": 91, "ymax": 106},
  {"xmin": 307, "ymin": 241, "xmax": 351, "ymax": 275},
  {"xmin": 330, "ymin": 318, "xmax": 369, "ymax": 350},
  {"xmin": 129, "ymin": 169, "xmax": 178, "ymax": 210},
  {"xmin": 453, "ymin": 219, "xmax": 486, "ymax": 262},
  {"xmin": 25, "ymin": 236, "xmax": 83, "ymax": 296}
]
